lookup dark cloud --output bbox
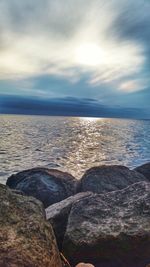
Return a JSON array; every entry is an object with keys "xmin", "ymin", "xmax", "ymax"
[
  {"xmin": 112, "ymin": 1, "xmax": 150, "ymax": 40},
  {"xmin": 111, "ymin": 0, "xmax": 150, "ymax": 65},
  {"xmin": 0, "ymin": 94, "xmax": 148, "ymax": 119}
]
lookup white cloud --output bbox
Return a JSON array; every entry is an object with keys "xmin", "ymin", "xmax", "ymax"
[{"xmin": 0, "ymin": 0, "xmax": 148, "ymax": 93}]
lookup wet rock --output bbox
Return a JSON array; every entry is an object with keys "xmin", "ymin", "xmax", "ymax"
[
  {"xmin": 134, "ymin": 162, "xmax": 150, "ymax": 181},
  {"xmin": 0, "ymin": 184, "xmax": 62, "ymax": 267},
  {"xmin": 46, "ymin": 192, "xmax": 92, "ymax": 249},
  {"xmin": 62, "ymin": 182, "xmax": 150, "ymax": 267},
  {"xmin": 6, "ymin": 168, "xmax": 77, "ymax": 208},
  {"xmin": 77, "ymin": 165, "xmax": 148, "ymax": 194}
]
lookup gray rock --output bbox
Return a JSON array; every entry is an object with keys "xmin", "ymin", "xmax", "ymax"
[
  {"xmin": 77, "ymin": 165, "xmax": 148, "ymax": 194},
  {"xmin": 46, "ymin": 192, "xmax": 92, "ymax": 249},
  {"xmin": 62, "ymin": 182, "xmax": 150, "ymax": 267},
  {"xmin": 0, "ymin": 184, "xmax": 62, "ymax": 267},
  {"xmin": 6, "ymin": 168, "xmax": 77, "ymax": 208},
  {"xmin": 134, "ymin": 162, "xmax": 150, "ymax": 181}
]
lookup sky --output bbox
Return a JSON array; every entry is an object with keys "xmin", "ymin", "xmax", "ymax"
[{"xmin": 0, "ymin": 0, "xmax": 150, "ymax": 118}]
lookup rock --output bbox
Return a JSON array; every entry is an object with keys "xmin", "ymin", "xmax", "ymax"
[
  {"xmin": 77, "ymin": 165, "xmax": 148, "ymax": 194},
  {"xmin": 46, "ymin": 192, "xmax": 92, "ymax": 249},
  {"xmin": 11, "ymin": 189, "xmax": 24, "ymax": 195},
  {"xmin": 62, "ymin": 182, "xmax": 150, "ymax": 267},
  {"xmin": 134, "ymin": 162, "xmax": 150, "ymax": 181},
  {"xmin": 0, "ymin": 184, "xmax": 62, "ymax": 267},
  {"xmin": 6, "ymin": 168, "xmax": 77, "ymax": 208}
]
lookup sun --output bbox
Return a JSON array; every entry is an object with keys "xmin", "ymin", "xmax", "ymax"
[{"xmin": 75, "ymin": 43, "xmax": 103, "ymax": 67}]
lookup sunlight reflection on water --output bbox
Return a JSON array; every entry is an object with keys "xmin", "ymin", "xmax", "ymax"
[{"xmin": 0, "ymin": 115, "xmax": 150, "ymax": 183}]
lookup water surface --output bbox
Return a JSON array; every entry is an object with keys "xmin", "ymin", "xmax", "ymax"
[{"xmin": 0, "ymin": 115, "xmax": 150, "ymax": 184}]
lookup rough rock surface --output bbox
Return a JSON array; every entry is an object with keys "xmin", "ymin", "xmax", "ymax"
[
  {"xmin": 46, "ymin": 192, "xmax": 92, "ymax": 249},
  {"xmin": 0, "ymin": 184, "xmax": 62, "ymax": 267},
  {"xmin": 63, "ymin": 182, "xmax": 150, "ymax": 267},
  {"xmin": 77, "ymin": 165, "xmax": 148, "ymax": 194},
  {"xmin": 6, "ymin": 168, "xmax": 77, "ymax": 208},
  {"xmin": 134, "ymin": 162, "xmax": 150, "ymax": 181}
]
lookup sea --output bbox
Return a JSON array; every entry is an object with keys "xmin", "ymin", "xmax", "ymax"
[{"xmin": 0, "ymin": 115, "xmax": 150, "ymax": 184}]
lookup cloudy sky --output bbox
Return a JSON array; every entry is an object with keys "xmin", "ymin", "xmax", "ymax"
[{"xmin": 0, "ymin": 0, "xmax": 150, "ymax": 118}]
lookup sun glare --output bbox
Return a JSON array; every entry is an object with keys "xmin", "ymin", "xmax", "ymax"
[
  {"xmin": 75, "ymin": 43, "xmax": 103, "ymax": 67},
  {"xmin": 80, "ymin": 117, "xmax": 103, "ymax": 122}
]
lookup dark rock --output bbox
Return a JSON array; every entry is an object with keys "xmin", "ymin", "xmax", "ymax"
[
  {"xmin": 0, "ymin": 184, "xmax": 62, "ymax": 267},
  {"xmin": 46, "ymin": 192, "xmax": 92, "ymax": 249},
  {"xmin": 77, "ymin": 165, "xmax": 148, "ymax": 194},
  {"xmin": 134, "ymin": 162, "xmax": 150, "ymax": 181},
  {"xmin": 6, "ymin": 168, "xmax": 77, "ymax": 208},
  {"xmin": 62, "ymin": 182, "xmax": 150, "ymax": 267}
]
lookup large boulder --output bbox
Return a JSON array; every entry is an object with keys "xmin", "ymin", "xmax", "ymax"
[
  {"xmin": 62, "ymin": 182, "xmax": 150, "ymax": 267},
  {"xmin": 46, "ymin": 192, "xmax": 92, "ymax": 249},
  {"xmin": 77, "ymin": 165, "xmax": 148, "ymax": 194},
  {"xmin": 134, "ymin": 162, "xmax": 150, "ymax": 181},
  {"xmin": 6, "ymin": 168, "xmax": 77, "ymax": 208},
  {"xmin": 0, "ymin": 184, "xmax": 62, "ymax": 267}
]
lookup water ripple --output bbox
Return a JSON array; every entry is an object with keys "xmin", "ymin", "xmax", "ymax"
[{"xmin": 0, "ymin": 115, "xmax": 150, "ymax": 183}]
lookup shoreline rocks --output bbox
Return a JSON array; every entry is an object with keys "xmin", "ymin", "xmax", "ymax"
[
  {"xmin": 46, "ymin": 192, "xmax": 92, "ymax": 249},
  {"xmin": 62, "ymin": 182, "xmax": 150, "ymax": 267},
  {"xmin": 134, "ymin": 162, "xmax": 150, "ymax": 181},
  {"xmin": 6, "ymin": 168, "xmax": 77, "ymax": 208},
  {"xmin": 2, "ymin": 162, "xmax": 150, "ymax": 267},
  {"xmin": 0, "ymin": 184, "xmax": 62, "ymax": 267},
  {"xmin": 77, "ymin": 165, "xmax": 148, "ymax": 194}
]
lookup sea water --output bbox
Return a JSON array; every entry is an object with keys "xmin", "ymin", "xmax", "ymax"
[{"xmin": 0, "ymin": 115, "xmax": 150, "ymax": 184}]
